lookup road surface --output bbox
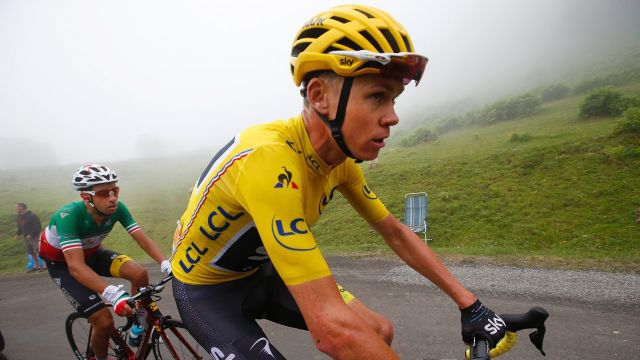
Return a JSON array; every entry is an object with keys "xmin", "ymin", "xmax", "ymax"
[{"xmin": 1, "ymin": 256, "xmax": 638, "ymax": 359}]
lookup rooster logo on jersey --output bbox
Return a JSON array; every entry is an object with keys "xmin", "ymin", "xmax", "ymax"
[{"xmin": 274, "ymin": 167, "xmax": 299, "ymax": 189}]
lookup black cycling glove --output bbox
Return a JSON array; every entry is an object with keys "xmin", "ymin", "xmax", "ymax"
[{"xmin": 460, "ymin": 299, "xmax": 506, "ymax": 347}]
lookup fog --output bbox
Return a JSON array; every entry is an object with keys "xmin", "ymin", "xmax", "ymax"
[{"xmin": 1, "ymin": 0, "xmax": 639, "ymax": 169}]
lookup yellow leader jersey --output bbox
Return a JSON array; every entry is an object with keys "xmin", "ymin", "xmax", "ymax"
[{"xmin": 171, "ymin": 115, "xmax": 388, "ymax": 286}]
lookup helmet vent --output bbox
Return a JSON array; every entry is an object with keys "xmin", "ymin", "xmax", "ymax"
[
  {"xmin": 330, "ymin": 16, "xmax": 349, "ymax": 23},
  {"xmin": 401, "ymin": 34, "xmax": 413, "ymax": 52},
  {"xmin": 354, "ymin": 8, "xmax": 375, "ymax": 18},
  {"xmin": 323, "ymin": 45, "xmax": 341, "ymax": 54},
  {"xmin": 291, "ymin": 42, "xmax": 311, "ymax": 57},
  {"xmin": 336, "ymin": 37, "xmax": 362, "ymax": 51},
  {"xmin": 358, "ymin": 31, "xmax": 383, "ymax": 53},
  {"xmin": 380, "ymin": 29, "xmax": 400, "ymax": 53},
  {"xmin": 296, "ymin": 27, "xmax": 328, "ymax": 41}
]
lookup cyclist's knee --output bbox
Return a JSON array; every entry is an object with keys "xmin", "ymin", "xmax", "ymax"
[
  {"xmin": 120, "ymin": 262, "xmax": 149, "ymax": 289},
  {"xmin": 89, "ymin": 309, "xmax": 114, "ymax": 335},
  {"xmin": 131, "ymin": 265, "xmax": 149, "ymax": 285}
]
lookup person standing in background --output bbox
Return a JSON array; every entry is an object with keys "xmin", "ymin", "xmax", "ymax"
[{"xmin": 15, "ymin": 202, "xmax": 44, "ymax": 272}]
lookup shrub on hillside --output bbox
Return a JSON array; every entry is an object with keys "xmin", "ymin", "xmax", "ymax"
[
  {"xmin": 471, "ymin": 93, "xmax": 542, "ymax": 125},
  {"xmin": 435, "ymin": 115, "xmax": 466, "ymax": 135},
  {"xmin": 399, "ymin": 127, "xmax": 437, "ymax": 147},
  {"xmin": 540, "ymin": 83, "xmax": 570, "ymax": 102},
  {"xmin": 509, "ymin": 132, "xmax": 533, "ymax": 142},
  {"xmin": 573, "ymin": 68, "xmax": 640, "ymax": 95},
  {"xmin": 608, "ymin": 145, "xmax": 640, "ymax": 160},
  {"xmin": 615, "ymin": 107, "xmax": 640, "ymax": 135},
  {"xmin": 619, "ymin": 94, "xmax": 640, "ymax": 111},
  {"xmin": 579, "ymin": 87, "xmax": 639, "ymax": 118}
]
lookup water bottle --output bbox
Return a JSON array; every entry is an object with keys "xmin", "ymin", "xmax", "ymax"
[{"xmin": 128, "ymin": 325, "xmax": 144, "ymax": 347}]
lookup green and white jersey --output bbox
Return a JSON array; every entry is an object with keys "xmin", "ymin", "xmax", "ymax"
[{"xmin": 39, "ymin": 201, "xmax": 140, "ymax": 261}]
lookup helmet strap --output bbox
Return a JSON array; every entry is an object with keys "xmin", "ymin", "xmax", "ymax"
[
  {"xmin": 313, "ymin": 77, "xmax": 363, "ymax": 163},
  {"xmin": 86, "ymin": 195, "xmax": 111, "ymax": 218}
]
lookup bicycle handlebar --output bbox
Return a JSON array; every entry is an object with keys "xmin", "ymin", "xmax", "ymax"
[
  {"xmin": 467, "ymin": 306, "xmax": 549, "ymax": 360},
  {"xmin": 128, "ymin": 274, "xmax": 174, "ymax": 304}
]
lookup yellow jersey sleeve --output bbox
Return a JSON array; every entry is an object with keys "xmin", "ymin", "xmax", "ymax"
[{"xmin": 338, "ymin": 160, "xmax": 389, "ymax": 224}]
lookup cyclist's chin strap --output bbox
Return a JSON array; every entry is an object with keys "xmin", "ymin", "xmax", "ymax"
[
  {"xmin": 312, "ymin": 77, "xmax": 363, "ymax": 163},
  {"xmin": 87, "ymin": 196, "xmax": 111, "ymax": 218}
]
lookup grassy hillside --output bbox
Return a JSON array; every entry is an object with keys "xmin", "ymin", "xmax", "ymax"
[
  {"xmin": 314, "ymin": 83, "xmax": 640, "ymax": 272},
  {"xmin": 1, "ymin": 85, "xmax": 638, "ymax": 274}
]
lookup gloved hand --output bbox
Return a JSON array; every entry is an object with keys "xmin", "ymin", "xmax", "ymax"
[
  {"xmin": 160, "ymin": 260, "xmax": 172, "ymax": 276},
  {"xmin": 460, "ymin": 299, "xmax": 506, "ymax": 348},
  {"xmin": 102, "ymin": 284, "xmax": 133, "ymax": 317}
]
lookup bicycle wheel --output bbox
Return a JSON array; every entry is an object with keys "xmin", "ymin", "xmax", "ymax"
[
  {"xmin": 66, "ymin": 312, "xmax": 128, "ymax": 360},
  {"xmin": 66, "ymin": 312, "xmax": 94, "ymax": 359},
  {"xmin": 152, "ymin": 318, "xmax": 207, "ymax": 360}
]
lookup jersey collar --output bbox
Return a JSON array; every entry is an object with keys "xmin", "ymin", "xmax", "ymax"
[{"xmin": 292, "ymin": 114, "xmax": 332, "ymax": 176}]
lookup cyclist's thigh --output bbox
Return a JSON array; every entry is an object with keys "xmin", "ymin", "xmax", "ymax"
[
  {"xmin": 173, "ymin": 274, "xmax": 288, "ymax": 360},
  {"xmin": 88, "ymin": 248, "xmax": 133, "ymax": 278},
  {"xmin": 45, "ymin": 260, "xmax": 107, "ymax": 317},
  {"xmin": 251, "ymin": 262, "xmax": 307, "ymax": 330},
  {"xmin": 255, "ymin": 262, "xmax": 359, "ymax": 330}
]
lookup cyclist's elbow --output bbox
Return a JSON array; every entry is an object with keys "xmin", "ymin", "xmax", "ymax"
[
  {"xmin": 312, "ymin": 324, "xmax": 358, "ymax": 357},
  {"xmin": 310, "ymin": 318, "xmax": 377, "ymax": 358},
  {"xmin": 375, "ymin": 317, "xmax": 394, "ymax": 345},
  {"xmin": 67, "ymin": 262, "xmax": 85, "ymax": 279}
]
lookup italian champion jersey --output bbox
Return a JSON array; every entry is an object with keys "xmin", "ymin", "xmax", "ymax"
[
  {"xmin": 39, "ymin": 201, "xmax": 140, "ymax": 261},
  {"xmin": 171, "ymin": 115, "xmax": 389, "ymax": 286}
]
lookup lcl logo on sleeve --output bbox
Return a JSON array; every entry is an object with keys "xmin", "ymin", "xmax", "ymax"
[{"xmin": 270, "ymin": 216, "xmax": 316, "ymax": 251}]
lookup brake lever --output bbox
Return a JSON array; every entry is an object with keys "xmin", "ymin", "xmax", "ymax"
[{"xmin": 501, "ymin": 306, "xmax": 548, "ymax": 356}]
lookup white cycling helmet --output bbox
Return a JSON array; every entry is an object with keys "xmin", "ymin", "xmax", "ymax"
[{"xmin": 72, "ymin": 164, "xmax": 118, "ymax": 191}]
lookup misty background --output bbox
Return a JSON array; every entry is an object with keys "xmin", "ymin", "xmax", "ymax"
[{"xmin": 1, "ymin": 0, "xmax": 639, "ymax": 169}]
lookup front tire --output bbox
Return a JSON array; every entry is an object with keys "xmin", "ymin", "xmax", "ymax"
[
  {"xmin": 66, "ymin": 312, "xmax": 127, "ymax": 360},
  {"xmin": 66, "ymin": 312, "xmax": 93, "ymax": 359}
]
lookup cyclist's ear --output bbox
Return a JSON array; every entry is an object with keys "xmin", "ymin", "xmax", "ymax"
[
  {"xmin": 81, "ymin": 193, "xmax": 90, "ymax": 201},
  {"xmin": 306, "ymin": 77, "xmax": 330, "ymax": 113}
]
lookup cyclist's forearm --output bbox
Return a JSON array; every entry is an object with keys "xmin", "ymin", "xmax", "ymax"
[
  {"xmin": 131, "ymin": 229, "xmax": 166, "ymax": 264},
  {"xmin": 396, "ymin": 238, "xmax": 475, "ymax": 308},
  {"xmin": 289, "ymin": 277, "xmax": 399, "ymax": 360},
  {"xmin": 377, "ymin": 216, "xmax": 476, "ymax": 308},
  {"xmin": 65, "ymin": 251, "xmax": 110, "ymax": 293}
]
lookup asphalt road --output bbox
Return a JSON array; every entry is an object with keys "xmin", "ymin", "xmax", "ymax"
[{"xmin": 1, "ymin": 256, "xmax": 638, "ymax": 359}]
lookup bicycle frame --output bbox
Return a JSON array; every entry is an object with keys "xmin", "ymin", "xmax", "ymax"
[{"xmin": 66, "ymin": 276, "xmax": 204, "ymax": 360}]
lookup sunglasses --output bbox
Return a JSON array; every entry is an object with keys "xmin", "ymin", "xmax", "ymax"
[
  {"xmin": 84, "ymin": 187, "xmax": 120, "ymax": 198},
  {"xmin": 330, "ymin": 50, "xmax": 428, "ymax": 85}
]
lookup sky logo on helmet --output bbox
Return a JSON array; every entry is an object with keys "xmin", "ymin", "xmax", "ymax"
[
  {"xmin": 274, "ymin": 167, "xmax": 299, "ymax": 189},
  {"xmin": 339, "ymin": 58, "xmax": 355, "ymax": 66}
]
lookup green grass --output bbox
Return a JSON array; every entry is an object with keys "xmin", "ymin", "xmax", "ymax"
[
  {"xmin": 313, "ymin": 90, "xmax": 640, "ymax": 272},
  {"xmin": 1, "ymin": 86, "xmax": 639, "ymax": 274}
]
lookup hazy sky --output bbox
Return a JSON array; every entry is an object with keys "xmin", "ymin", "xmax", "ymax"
[{"xmin": 1, "ymin": 0, "xmax": 639, "ymax": 168}]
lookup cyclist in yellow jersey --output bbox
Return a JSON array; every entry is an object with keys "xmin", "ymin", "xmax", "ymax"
[{"xmin": 170, "ymin": 4, "xmax": 506, "ymax": 360}]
